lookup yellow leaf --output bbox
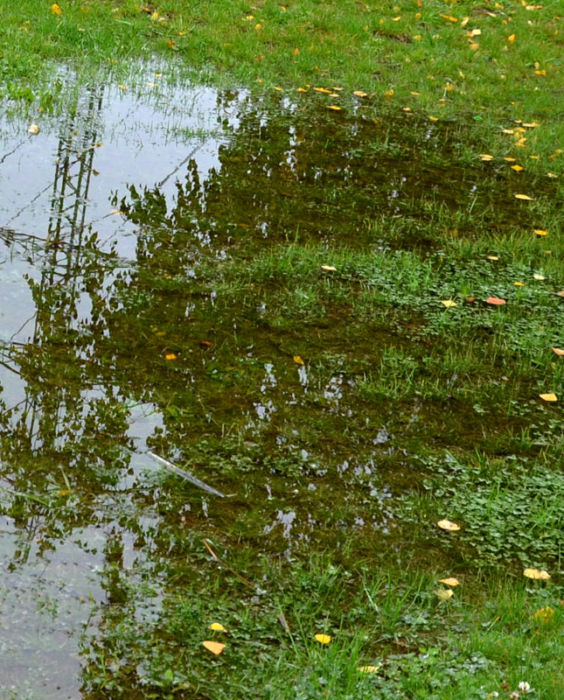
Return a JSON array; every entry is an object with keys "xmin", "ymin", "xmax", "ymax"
[
  {"xmin": 511, "ymin": 164, "xmax": 524, "ymax": 172},
  {"xmin": 353, "ymin": 90, "xmax": 368, "ymax": 97},
  {"xmin": 439, "ymin": 14, "xmax": 459, "ymax": 22},
  {"xmin": 321, "ymin": 265, "xmax": 337, "ymax": 272},
  {"xmin": 504, "ymin": 156, "xmax": 516, "ymax": 161},
  {"xmin": 202, "ymin": 641, "xmax": 226, "ymax": 655},
  {"xmin": 358, "ymin": 665, "xmax": 381, "ymax": 673},
  {"xmin": 469, "ymin": 28, "xmax": 481, "ymax": 36},
  {"xmin": 514, "ymin": 193, "xmax": 533, "ymax": 200},
  {"xmin": 297, "ymin": 87, "xmax": 308, "ymax": 93},
  {"xmin": 384, "ymin": 89, "xmax": 394, "ymax": 98},
  {"xmin": 274, "ymin": 86, "xmax": 284, "ymax": 92},
  {"xmin": 533, "ymin": 606, "xmax": 555, "ymax": 622},
  {"xmin": 438, "ymin": 577, "xmax": 460, "ymax": 587},
  {"xmin": 165, "ymin": 352, "xmax": 178, "ymax": 361},
  {"xmin": 502, "ymin": 130, "xmax": 515, "ymax": 135},
  {"xmin": 480, "ymin": 154, "xmax": 494, "ymax": 161},
  {"xmin": 533, "ymin": 274, "xmax": 545, "ymax": 281},
  {"xmin": 514, "ymin": 281, "xmax": 525, "ymax": 287},
  {"xmin": 51, "ymin": 3, "xmax": 62, "ymax": 15},
  {"xmin": 539, "ymin": 393, "xmax": 557, "ymax": 402},
  {"xmin": 292, "ymin": 48, "xmax": 300, "ymax": 56},
  {"xmin": 58, "ymin": 489, "xmax": 72, "ymax": 497},
  {"xmin": 28, "ymin": 124, "xmax": 40, "ymax": 135},
  {"xmin": 313, "ymin": 87, "xmax": 332, "ymax": 94},
  {"xmin": 551, "ymin": 347, "xmax": 564, "ymax": 357},
  {"xmin": 118, "ymin": 84, "xmax": 128, "ymax": 90},
  {"xmin": 523, "ymin": 568, "xmax": 551, "ymax": 580},
  {"xmin": 469, "ymin": 42, "xmax": 480, "ymax": 50},
  {"xmin": 314, "ymin": 634, "xmax": 331, "ymax": 645},
  {"xmin": 534, "ymin": 229, "xmax": 548, "ymax": 236},
  {"xmin": 210, "ymin": 623, "xmax": 227, "ymax": 632},
  {"xmin": 486, "ymin": 255, "xmax": 500, "ymax": 261},
  {"xmin": 507, "ymin": 33, "xmax": 516, "ymax": 43},
  {"xmin": 437, "ymin": 519, "xmax": 460, "ymax": 531},
  {"xmin": 441, "ymin": 300, "xmax": 457, "ymax": 308},
  {"xmin": 328, "ymin": 105, "xmax": 341, "ymax": 111},
  {"xmin": 293, "ymin": 355, "xmax": 304, "ymax": 365},
  {"xmin": 435, "ymin": 588, "xmax": 454, "ymax": 600}
]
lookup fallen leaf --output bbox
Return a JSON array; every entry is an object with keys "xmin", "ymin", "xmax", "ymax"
[
  {"xmin": 480, "ymin": 154, "xmax": 494, "ymax": 161},
  {"xmin": 558, "ymin": 291, "xmax": 564, "ymax": 298},
  {"xmin": 209, "ymin": 623, "xmax": 227, "ymax": 632},
  {"xmin": 534, "ymin": 229, "xmax": 548, "ymax": 236},
  {"xmin": 314, "ymin": 633, "xmax": 331, "ymax": 645},
  {"xmin": 514, "ymin": 281, "xmax": 525, "ymax": 287},
  {"xmin": 532, "ymin": 606, "xmax": 555, "ymax": 622},
  {"xmin": 441, "ymin": 299, "xmax": 457, "ymax": 308},
  {"xmin": 438, "ymin": 577, "xmax": 460, "ymax": 587},
  {"xmin": 504, "ymin": 156, "xmax": 516, "ymax": 161},
  {"xmin": 202, "ymin": 641, "xmax": 226, "ymax": 655},
  {"xmin": 277, "ymin": 613, "xmax": 291, "ymax": 633},
  {"xmin": 313, "ymin": 87, "xmax": 332, "ymax": 94},
  {"xmin": 353, "ymin": 90, "xmax": 368, "ymax": 97},
  {"xmin": 551, "ymin": 347, "xmax": 564, "ymax": 357},
  {"xmin": 486, "ymin": 255, "xmax": 500, "ymax": 261},
  {"xmin": 435, "ymin": 588, "xmax": 454, "ymax": 600},
  {"xmin": 384, "ymin": 89, "xmax": 394, "ymax": 97},
  {"xmin": 539, "ymin": 393, "xmax": 557, "ymax": 402},
  {"xmin": 514, "ymin": 193, "xmax": 534, "ymax": 200},
  {"xmin": 51, "ymin": 3, "xmax": 62, "ymax": 15},
  {"xmin": 28, "ymin": 124, "xmax": 40, "ymax": 135},
  {"xmin": 437, "ymin": 519, "xmax": 460, "ymax": 531},
  {"xmin": 439, "ymin": 14, "xmax": 459, "ymax": 22},
  {"xmin": 165, "ymin": 352, "xmax": 178, "ymax": 361},
  {"xmin": 486, "ymin": 297, "xmax": 506, "ymax": 306},
  {"xmin": 200, "ymin": 340, "xmax": 214, "ymax": 348},
  {"xmin": 429, "ymin": 115, "xmax": 439, "ymax": 121},
  {"xmin": 533, "ymin": 273, "xmax": 545, "ymax": 281},
  {"xmin": 507, "ymin": 33, "xmax": 516, "ymax": 43},
  {"xmin": 465, "ymin": 296, "xmax": 477, "ymax": 303},
  {"xmin": 358, "ymin": 665, "xmax": 381, "ymax": 673},
  {"xmin": 328, "ymin": 105, "xmax": 341, "ymax": 111},
  {"xmin": 293, "ymin": 355, "xmax": 305, "ymax": 365},
  {"xmin": 510, "ymin": 164, "xmax": 524, "ymax": 172},
  {"xmin": 523, "ymin": 568, "xmax": 551, "ymax": 580},
  {"xmin": 321, "ymin": 265, "xmax": 337, "ymax": 272}
]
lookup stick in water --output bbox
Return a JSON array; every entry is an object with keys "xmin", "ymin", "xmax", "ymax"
[{"xmin": 147, "ymin": 451, "xmax": 225, "ymax": 498}]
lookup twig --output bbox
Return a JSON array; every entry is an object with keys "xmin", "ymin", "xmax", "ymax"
[
  {"xmin": 147, "ymin": 451, "xmax": 225, "ymax": 497},
  {"xmin": 202, "ymin": 538, "xmax": 254, "ymax": 588}
]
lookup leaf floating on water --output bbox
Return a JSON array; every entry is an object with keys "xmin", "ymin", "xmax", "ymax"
[
  {"xmin": 435, "ymin": 588, "xmax": 454, "ymax": 600},
  {"xmin": 441, "ymin": 300, "xmax": 457, "ymax": 308},
  {"xmin": 539, "ymin": 393, "xmax": 557, "ymax": 402},
  {"xmin": 523, "ymin": 568, "xmax": 551, "ymax": 580},
  {"xmin": 293, "ymin": 355, "xmax": 305, "ymax": 365},
  {"xmin": 321, "ymin": 265, "xmax": 337, "ymax": 272},
  {"xmin": 486, "ymin": 297, "xmax": 506, "ymax": 306},
  {"xmin": 437, "ymin": 519, "xmax": 460, "ymax": 531},
  {"xmin": 514, "ymin": 193, "xmax": 534, "ymax": 200},
  {"xmin": 209, "ymin": 623, "xmax": 227, "ymax": 632},
  {"xmin": 28, "ymin": 124, "xmax": 40, "ymax": 135},
  {"xmin": 358, "ymin": 665, "xmax": 381, "ymax": 673},
  {"xmin": 314, "ymin": 634, "xmax": 331, "ymax": 645},
  {"xmin": 438, "ymin": 577, "xmax": 460, "ymax": 587},
  {"xmin": 551, "ymin": 347, "xmax": 564, "ymax": 357},
  {"xmin": 202, "ymin": 641, "xmax": 226, "ymax": 655}
]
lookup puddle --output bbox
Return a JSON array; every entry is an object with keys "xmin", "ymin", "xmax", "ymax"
[{"xmin": 0, "ymin": 73, "xmax": 555, "ymax": 695}]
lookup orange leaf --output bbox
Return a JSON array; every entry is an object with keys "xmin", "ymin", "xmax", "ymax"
[
  {"xmin": 551, "ymin": 347, "xmax": 564, "ymax": 357},
  {"xmin": 485, "ymin": 297, "xmax": 506, "ymax": 306}
]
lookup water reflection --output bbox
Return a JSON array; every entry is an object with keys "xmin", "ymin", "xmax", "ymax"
[{"xmin": 0, "ymin": 77, "xmax": 540, "ymax": 695}]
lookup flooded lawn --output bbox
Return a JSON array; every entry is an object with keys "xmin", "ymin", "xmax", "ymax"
[{"xmin": 0, "ymin": 73, "xmax": 562, "ymax": 698}]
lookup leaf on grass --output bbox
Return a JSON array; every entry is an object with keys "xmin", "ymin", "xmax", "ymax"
[
  {"xmin": 533, "ymin": 273, "xmax": 545, "ymax": 281},
  {"xmin": 353, "ymin": 90, "xmax": 368, "ymax": 97},
  {"xmin": 277, "ymin": 613, "xmax": 291, "ymax": 633},
  {"xmin": 384, "ymin": 89, "xmax": 394, "ymax": 97},
  {"xmin": 293, "ymin": 355, "xmax": 304, "ymax": 365},
  {"xmin": 51, "ymin": 3, "xmax": 62, "ymax": 15},
  {"xmin": 514, "ymin": 193, "xmax": 534, "ymax": 200},
  {"xmin": 551, "ymin": 347, "xmax": 564, "ymax": 357},
  {"xmin": 437, "ymin": 519, "xmax": 460, "ymax": 531},
  {"xmin": 358, "ymin": 665, "xmax": 381, "ymax": 673},
  {"xmin": 328, "ymin": 105, "xmax": 341, "ymax": 111},
  {"xmin": 486, "ymin": 297, "xmax": 506, "ymax": 306},
  {"xmin": 441, "ymin": 299, "xmax": 457, "ymax": 308},
  {"xmin": 200, "ymin": 340, "xmax": 214, "ymax": 348},
  {"xmin": 480, "ymin": 154, "xmax": 494, "ymax": 161},
  {"xmin": 439, "ymin": 14, "xmax": 459, "ymax": 22},
  {"xmin": 523, "ymin": 568, "xmax": 550, "ymax": 580},
  {"xmin": 514, "ymin": 282, "xmax": 525, "ymax": 287},
  {"xmin": 165, "ymin": 352, "xmax": 177, "ymax": 361},
  {"xmin": 557, "ymin": 291, "xmax": 564, "ymax": 298},
  {"xmin": 313, "ymin": 87, "xmax": 332, "ymax": 94},
  {"xmin": 511, "ymin": 164, "xmax": 524, "ymax": 172},
  {"xmin": 314, "ymin": 633, "xmax": 331, "ymax": 645},
  {"xmin": 321, "ymin": 265, "xmax": 337, "ymax": 272},
  {"xmin": 534, "ymin": 229, "xmax": 548, "ymax": 236},
  {"xmin": 486, "ymin": 255, "xmax": 499, "ymax": 261},
  {"xmin": 28, "ymin": 124, "xmax": 40, "ymax": 135},
  {"xmin": 209, "ymin": 623, "xmax": 227, "ymax": 632},
  {"xmin": 438, "ymin": 577, "xmax": 460, "ymax": 587},
  {"xmin": 532, "ymin": 606, "xmax": 555, "ymax": 622},
  {"xmin": 202, "ymin": 641, "xmax": 226, "ymax": 655},
  {"xmin": 539, "ymin": 393, "xmax": 557, "ymax": 402},
  {"xmin": 435, "ymin": 588, "xmax": 454, "ymax": 600}
]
